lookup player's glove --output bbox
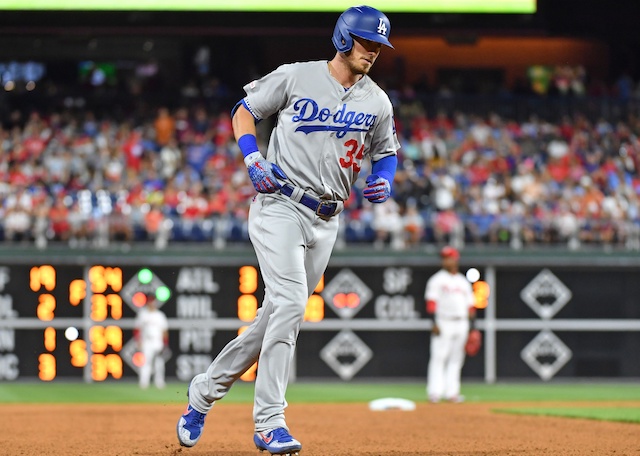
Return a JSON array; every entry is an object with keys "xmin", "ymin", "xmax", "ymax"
[
  {"xmin": 465, "ymin": 329, "xmax": 482, "ymax": 357},
  {"xmin": 245, "ymin": 152, "xmax": 288, "ymax": 193},
  {"xmin": 161, "ymin": 345, "xmax": 173, "ymax": 359},
  {"xmin": 363, "ymin": 174, "xmax": 391, "ymax": 203}
]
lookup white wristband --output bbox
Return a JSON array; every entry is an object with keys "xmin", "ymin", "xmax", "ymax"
[{"xmin": 244, "ymin": 151, "xmax": 262, "ymax": 167}]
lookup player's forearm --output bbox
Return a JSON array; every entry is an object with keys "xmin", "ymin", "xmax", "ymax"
[
  {"xmin": 426, "ymin": 299, "xmax": 436, "ymax": 314},
  {"xmin": 371, "ymin": 155, "xmax": 397, "ymax": 186},
  {"xmin": 232, "ymin": 103, "xmax": 258, "ymax": 141},
  {"xmin": 468, "ymin": 306, "xmax": 477, "ymax": 329}
]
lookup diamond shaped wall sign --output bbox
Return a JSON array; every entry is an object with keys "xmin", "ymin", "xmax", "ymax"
[
  {"xmin": 121, "ymin": 338, "xmax": 171, "ymax": 375},
  {"xmin": 121, "ymin": 269, "xmax": 170, "ymax": 312},
  {"xmin": 520, "ymin": 269, "xmax": 572, "ymax": 319},
  {"xmin": 121, "ymin": 339, "xmax": 142, "ymax": 374},
  {"xmin": 321, "ymin": 269, "xmax": 373, "ymax": 319},
  {"xmin": 521, "ymin": 330, "xmax": 572, "ymax": 381},
  {"xmin": 320, "ymin": 330, "xmax": 372, "ymax": 380}
]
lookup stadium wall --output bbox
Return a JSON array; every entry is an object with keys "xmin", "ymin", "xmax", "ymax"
[{"xmin": 0, "ymin": 246, "xmax": 638, "ymax": 383}]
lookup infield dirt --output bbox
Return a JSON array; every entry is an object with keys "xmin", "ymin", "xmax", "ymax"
[{"xmin": 1, "ymin": 402, "xmax": 638, "ymax": 455}]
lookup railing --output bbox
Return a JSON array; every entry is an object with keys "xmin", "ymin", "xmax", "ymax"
[
  {"xmin": 406, "ymin": 93, "xmax": 640, "ymax": 122},
  {"xmin": 4, "ymin": 88, "xmax": 640, "ymax": 123}
]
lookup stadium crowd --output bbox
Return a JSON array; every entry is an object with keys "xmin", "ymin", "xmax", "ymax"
[{"xmin": 2, "ymin": 71, "xmax": 640, "ymax": 251}]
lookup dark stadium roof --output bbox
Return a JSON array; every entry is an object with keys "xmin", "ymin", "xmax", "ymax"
[{"xmin": 0, "ymin": 0, "xmax": 638, "ymax": 47}]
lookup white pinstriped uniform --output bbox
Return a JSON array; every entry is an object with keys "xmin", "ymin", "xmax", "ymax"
[
  {"xmin": 424, "ymin": 270, "xmax": 474, "ymax": 401},
  {"xmin": 134, "ymin": 306, "xmax": 168, "ymax": 389}
]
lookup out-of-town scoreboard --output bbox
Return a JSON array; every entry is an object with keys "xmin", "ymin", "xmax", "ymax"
[{"xmin": 0, "ymin": 261, "xmax": 493, "ymax": 382}]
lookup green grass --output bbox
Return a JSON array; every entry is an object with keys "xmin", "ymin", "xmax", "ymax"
[
  {"xmin": 1, "ymin": 381, "xmax": 640, "ymax": 405},
  {"xmin": 457, "ymin": 383, "xmax": 640, "ymax": 402},
  {"xmin": 2, "ymin": 381, "xmax": 640, "ymax": 424},
  {"xmin": 495, "ymin": 407, "xmax": 640, "ymax": 424}
]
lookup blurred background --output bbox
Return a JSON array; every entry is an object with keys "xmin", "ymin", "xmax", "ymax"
[
  {"xmin": 0, "ymin": 0, "xmax": 639, "ymax": 385},
  {"xmin": 1, "ymin": 0, "xmax": 640, "ymax": 251}
]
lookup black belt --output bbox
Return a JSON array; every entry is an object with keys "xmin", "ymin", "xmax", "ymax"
[{"xmin": 280, "ymin": 184, "xmax": 340, "ymax": 217}]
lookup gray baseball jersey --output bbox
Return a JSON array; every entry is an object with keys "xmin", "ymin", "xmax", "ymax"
[{"xmin": 242, "ymin": 60, "xmax": 400, "ymax": 201}]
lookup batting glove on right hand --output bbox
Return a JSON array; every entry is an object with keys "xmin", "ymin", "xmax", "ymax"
[
  {"xmin": 363, "ymin": 174, "xmax": 391, "ymax": 203},
  {"xmin": 245, "ymin": 152, "xmax": 288, "ymax": 193}
]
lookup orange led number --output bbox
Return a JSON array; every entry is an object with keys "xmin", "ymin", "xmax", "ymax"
[
  {"xmin": 36, "ymin": 294, "xmax": 56, "ymax": 321},
  {"xmin": 69, "ymin": 339, "xmax": 88, "ymax": 367},
  {"xmin": 38, "ymin": 353, "xmax": 56, "ymax": 381},
  {"xmin": 90, "ymin": 326, "xmax": 108, "ymax": 353},
  {"xmin": 238, "ymin": 326, "xmax": 257, "ymax": 382},
  {"xmin": 237, "ymin": 295, "xmax": 258, "ymax": 322},
  {"xmin": 89, "ymin": 266, "xmax": 123, "ymax": 293},
  {"xmin": 105, "ymin": 325, "xmax": 123, "ymax": 351},
  {"xmin": 91, "ymin": 295, "xmax": 108, "ymax": 321},
  {"xmin": 238, "ymin": 266, "xmax": 259, "ymax": 322},
  {"xmin": 304, "ymin": 276, "xmax": 325, "ymax": 322},
  {"xmin": 30, "ymin": 265, "xmax": 56, "ymax": 292},
  {"xmin": 473, "ymin": 280, "xmax": 490, "ymax": 309},
  {"xmin": 89, "ymin": 325, "xmax": 123, "ymax": 353},
  {"xmin": 304, "ymin": 295, "xmax": 324, "ymax": 322},
  {"xmin": 69, "ymin": 279, "xmax": 87, "ymax": 306},
  {"xmin": 107, "ymin": 294, "xmax": 123, "ymax": 319},
  {"xmin": 44, "ymin": 327, "xmax": 56, "ymax": 352},
  {"xmin": 91, "ymin": 294, "xmax": 123, "ymax": 321},
  {"xmin": 91, "ymin": 354, "xmax": 123, "ymax": 381},
  {"xmin": 239, "ymin": 266, "xmax": 258, "ymax": 294}
]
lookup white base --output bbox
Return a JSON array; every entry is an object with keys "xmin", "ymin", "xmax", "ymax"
[{"xmin": 368, "ymin": 397, "xmax": 417, "ymax": 411}]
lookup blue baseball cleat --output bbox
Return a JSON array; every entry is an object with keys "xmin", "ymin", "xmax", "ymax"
[
  {"xmin": 254, "ymin": 427, "xmax": 302, "ymax": 455},
  {"xmin": 176, "ymin": 403, "xmax": 207, "ymax": 447}
]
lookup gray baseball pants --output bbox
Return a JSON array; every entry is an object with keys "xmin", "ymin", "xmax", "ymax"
[{"xmin": 189, "ymin": 192, "xmax": 339, "ymax": 432}]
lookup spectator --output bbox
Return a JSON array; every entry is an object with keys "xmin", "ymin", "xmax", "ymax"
[
  {"xmin": 154, "ymin": 107, "xmax": 175, "ymax": 147},
  {"xmin": 371, "ymin": 197, "xmax": 404, "ymax": 250},
  {"xmin": 4, "ymin": 186, "xmax": 33, "ymax": 242},
  {"xmin": 67, "ymin": 200, "xmax": 92, "ymax": 247},
  {"xmin": 49, "ymin": 194, "xmax": 71, "ymax": 242},
  {"xmin": 432, "ymin": 209, "xmax": 464, "ymax": 247},
  {"xmin": 159, "ymin": 138, "xmax": 183, "ymax": 180},
  {"xmin": 2, "ymin": 72, "xmax": 640, "ymax": 250},
  {"xmin": 402, "ymin": 204, "xmax": 425, "ymax": 247},
  {"xmin": 108, "ymin": 204, "xmax": 134, "ymax": 243}
]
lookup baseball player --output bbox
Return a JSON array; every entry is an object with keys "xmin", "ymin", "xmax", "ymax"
[
  {"xmin": 424, "ymin": 246, "xmax": 476, "ymax": 403},
  {"xmin": 133, "ymin": 294, "xmax": 169, "ymax": 389},
  {"xmin": 177, "ymin": 5, "xmax": 399, "ymax": 454}
]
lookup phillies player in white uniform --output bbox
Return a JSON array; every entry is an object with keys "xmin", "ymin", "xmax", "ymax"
[
  {"xmin": 177, "ymin": 5, "xmax": 399, "ymax": 454},
  {"xmin": 425, "ymin": 246, "xmax": 476, "ymax": 403},
  {"xmin": 134, "ymin": 294, "xmax": 169, "ymax": 389}
]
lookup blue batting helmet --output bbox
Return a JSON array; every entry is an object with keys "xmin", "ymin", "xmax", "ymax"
[{"xmin": 332, "ymin": 5, "xmax": 394, "ymax": 53}]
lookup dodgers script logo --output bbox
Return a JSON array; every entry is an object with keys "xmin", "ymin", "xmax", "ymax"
[{"xmin": 292, "ymin": 98, "xmax": 377, "ymax": 138}]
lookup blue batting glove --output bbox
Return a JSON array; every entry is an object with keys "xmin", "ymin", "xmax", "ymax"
[
  {"xmin": 363, "ymin": 174, "xmax": 391, "ymax": 203},
  {"xmin": 245, "ymin": 152, "xmax": 288, "ymax": 193}
]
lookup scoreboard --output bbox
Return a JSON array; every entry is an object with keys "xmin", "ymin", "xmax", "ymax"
[
  {"xmin": 0, "ymin": 263, "xmax": 272, "ymax": 382},
  {"xmin": 3, "ymin": 255, "xmax": 638, "ymax": 382},
  {"xmin": 0, "ymin": 261, "xmax": 493, "ymax": 382}
]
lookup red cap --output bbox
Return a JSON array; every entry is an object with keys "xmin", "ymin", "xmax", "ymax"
[{"xmin": 440, "ymin": 246, "xmax": 460, "ymax": 260}]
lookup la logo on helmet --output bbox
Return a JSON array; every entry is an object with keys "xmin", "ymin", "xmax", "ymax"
[{"xmin": 377, "ymin": 18, "xmax": 388, "ymax": 36}]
